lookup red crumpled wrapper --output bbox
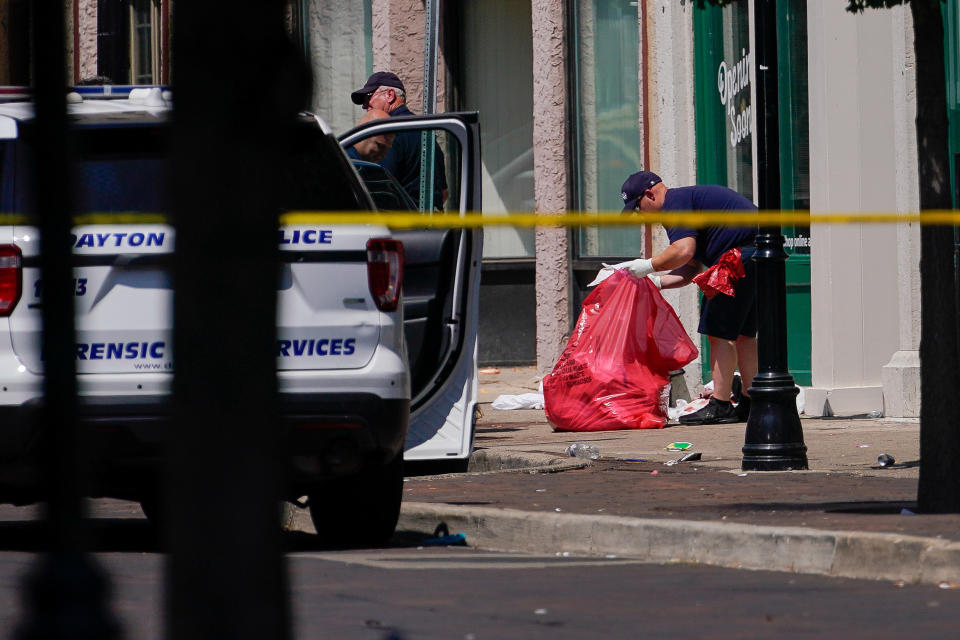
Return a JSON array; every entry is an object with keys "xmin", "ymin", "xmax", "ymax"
[{"xmin": 692, "ymin": 247, "xmax": 745, "ymax": 299}]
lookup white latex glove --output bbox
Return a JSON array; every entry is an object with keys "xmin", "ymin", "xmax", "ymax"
[
  {"xmin": 602, "ymin": 258, "xmax": 654, "ymax": 279},
  {"xmin": 589, "ymin": 262, "xmax": 661, "ymax": 289},
  {"xmin": 587, "ymin": 266, "xmax": 615, "ymax": 288}
]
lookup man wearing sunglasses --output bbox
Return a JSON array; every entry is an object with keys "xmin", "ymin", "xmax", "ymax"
[{"xmin": 350, "ymin": 71, "xmax": 448, "ymax": 209}]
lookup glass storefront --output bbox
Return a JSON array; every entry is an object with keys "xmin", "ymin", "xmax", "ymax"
[
  {"xmin": 571, "ymin": 0, "xmax": 645, "ymax": 259},
  {"xmin": 304, "ymin": 0, "xmax": 373, "ymax": 135},
  {"xmin": 694, "ymin": 0, "xmax": 753, "ymax": 200},
  {"xmin": 461, "ymin": 0, "xmax": 536, "ymax": 258},
  {"xmin": 779, "ymin": 0, "xmax": 811, "ymax": 256}
]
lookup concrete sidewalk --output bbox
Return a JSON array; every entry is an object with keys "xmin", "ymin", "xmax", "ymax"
[
  {"xmin": 465, "ymin": 366, "xmax": 919, "ymax": 477},
  {"xmin": 390, "ymin": 366, "xmax": 960, "ymax": 586}
]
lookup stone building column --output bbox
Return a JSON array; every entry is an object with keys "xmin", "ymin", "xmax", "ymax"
[
  {"xmin": 645, "ymin": 0, "xmax": 700, "ymax": 394},
  {"xmin": 880, "ymin": 6, "xmax": 921, "ymax": 417},
  {"xmin": 531, "ymin": 0, "xmax": 569, "ymax": 374},
  {"xmin": 76, "ymin": 0, "xmax": 98, "ymax": 81},
  {"xmin": 371, "ymin": 0, "xmax": 448, "ymax": 115}
]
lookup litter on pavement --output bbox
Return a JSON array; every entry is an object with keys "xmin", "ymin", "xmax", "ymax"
[
  {"xmin": 422, "ymin": 523, "xmax": 467, "ymax": 546},
  {"xmin": 491, "ymin": 392, "xmax": 544, "ymax": 410},
  {"xmin": 671, "ymin": 397, "xmax": 709, "ymax": 421},
  {"xmin": 875, "ymin": 453, "xmax": 896, "ymax": 468},
  {"xmin": 422, "ymin": 532, "xmax": 467, "ymax": 546},
  {"xmin": 491, "ymin": 380, "xmax": 545, "ymax": 410},
  {"xmin": 665, "ymin": 452, "xmax": 702, "ymax": 466},
  {"xmin": 665, "ymin": 441, "xmax": 693, "ymax": 451},
  {"xmin": 668, "ymin": 380, "xmax": 806, "ymax": 419},
  {"xmin": 564, "ymin": 443, "xmax": 601, "ymax": 459}
]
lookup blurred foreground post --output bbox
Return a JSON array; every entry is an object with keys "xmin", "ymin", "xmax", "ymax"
[
  {"xmin": 911, "ymin": 0, "xmax": 960, "ymax": 513},
  {"xmin": 16, "ymin": 1, "xmax": 119, "ymax": 638},
  {"xmin": 168, "ymin": 2, "xmax": 309, "ymax": 637}
]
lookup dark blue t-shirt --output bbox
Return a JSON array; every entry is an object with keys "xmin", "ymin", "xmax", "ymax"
[
  {"xmin": 379, "ymin": 105, "xmax": 448, "ymax": 207},
  {"xmin": 663, "ymin": 185, "xmax": 757, "ymax": 266}
]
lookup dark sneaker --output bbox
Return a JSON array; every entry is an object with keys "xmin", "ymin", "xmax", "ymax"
[
  {"xmin": 679, "ymin": 397, "xmax": 739, "ymax": 425},
  {"xmin": 735, "ymin": 395, "xmax": 751, "ymax": 422}
]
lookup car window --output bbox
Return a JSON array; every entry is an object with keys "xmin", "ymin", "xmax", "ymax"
[
  {"xmin": 10, "ymin": 127, "xmax": 169, "ymax": 214},
  {"xmin": 352, "ymin": 161, "xmax": 417, "ymax": 211},
  {"xmin": 277, "ymin": 122, "xmax": 369, "ymax": 212},
  {"xmin": 5, "ymin": 120, "xmax": 371, "ymax": 215},
  {"xmin": 341, "ymin": 123, "xmax": 464, "ymax": 214}
]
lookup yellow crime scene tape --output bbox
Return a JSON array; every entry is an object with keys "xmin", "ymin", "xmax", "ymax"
[{"xmin": 0, "ymin": 210, "xmax": 957, "ymax": 228}]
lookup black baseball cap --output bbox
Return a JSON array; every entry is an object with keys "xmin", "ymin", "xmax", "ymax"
[
  {"xmin": 620, "ymin": 171, "xmax": 662, "ymax": 212},
  {"xmin": 351, "ymin": 71, "xmax": 405, "ymax": 105}
]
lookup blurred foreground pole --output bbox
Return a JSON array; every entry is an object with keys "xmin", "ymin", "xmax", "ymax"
[
  {"xmin": 911, "ymin": 0, "xmax": 960, "ymax": 513},
  {"xmin": 741, "ymin": 0, "xmax": 808, "ymax": 471},
  {"xmin": 168, "ymin": 2, "xmax": 308, "ymax": 638},
  {"xmin": 16, "ymin": 1, "xmax": 119, "ymax": 638}
]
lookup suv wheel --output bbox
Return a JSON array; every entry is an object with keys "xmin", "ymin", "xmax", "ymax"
[{"xmin": 308, "ymin": 453, "xmax": 404, "ymax": 547}]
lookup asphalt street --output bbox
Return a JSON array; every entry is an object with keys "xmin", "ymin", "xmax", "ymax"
[{"xmin": 0, "ymin": 508, "xmax": 957, "ymax": 640}]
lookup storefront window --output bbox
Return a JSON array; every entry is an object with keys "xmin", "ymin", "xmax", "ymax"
[
  {"xmin": 305, "ymin": 0, "xmax": 373, "ymax": 135},
  {"xmin": 460, "ymin": 0, "xmax": 536, "ymax": 258},
  {"xmin": 571, "ymin": 0, "xmax": 644, "ymax": 258},
  {"xmin": 778, "ymin": 0, "xmax": 810, "ymax": 256},
  {"xmin": 694, "ymin": 0, "xmax": 753, "ymax": 198}
]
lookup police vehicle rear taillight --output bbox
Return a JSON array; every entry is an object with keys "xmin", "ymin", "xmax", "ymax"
[
  {"xmin": 0, "ymin": 245, "xmax": 21, "ymax": 316},
  {"xmin": 366, "ymin": 238, "xmax": 403, "ymax": 312}
]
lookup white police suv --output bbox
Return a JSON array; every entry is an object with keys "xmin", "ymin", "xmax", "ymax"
[{"xmin": 0, "ymin": 87, "xmax": 482, "ymax": 545}]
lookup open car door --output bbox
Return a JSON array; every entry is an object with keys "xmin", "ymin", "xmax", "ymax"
[{"xmin": 339, "ymin": 112, "xmax": 482, "ymax": 467}]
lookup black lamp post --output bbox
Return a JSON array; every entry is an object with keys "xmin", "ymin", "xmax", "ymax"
[{"xmin": 741, "ymin": 0, "xmax": 808, "ymax": 471}]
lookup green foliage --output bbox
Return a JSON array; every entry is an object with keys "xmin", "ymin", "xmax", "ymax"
[
  {"xmin": 693, "ymin": 0, "xmax": 737, "ymax": 8},
  {"xmin": 695, "ymin": 0, "xmax": 910, "ymax": 11},
  {"xmin": 846, "ymin": 0, "xmax": 906, "ymax": 11},
  {"xmin": 846, "ymin": 0, "xmax": 948, "ymax": 12},
  {"xmin": 695, "ymin": 0, "xmax": 941, "ymax": 17},
  {"xmin": 697, "ymin": 0, "xmax": 940, "ymax": 14}
]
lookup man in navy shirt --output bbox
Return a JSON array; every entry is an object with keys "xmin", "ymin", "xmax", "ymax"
[
  {"xmin": 611, "ymin": 171, "xmax": 758, "ymax": 425},
  {"xmin": 351, "ymin": 71, "xmax": 448, "ymax": 209}
]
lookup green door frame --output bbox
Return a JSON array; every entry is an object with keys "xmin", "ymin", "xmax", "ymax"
[
  {"xmin": 945, "ymin": 0, "xmax": 960, "ymax": 207},
  {"xmin": 692, "ymin": 0, "xmax": 812, "ymax": 387}
]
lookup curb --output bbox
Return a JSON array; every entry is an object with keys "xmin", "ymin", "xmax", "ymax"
[
  {"xmin": 280, "ymin": 452, "xmax": 587, "ymax": 535},
  {"xmin": 396, "ymin": 503, "xmax": 960, "ymax": 586},
  {"xmin": 466, "ymin": 449, "xmax": 588, "ymax": 474}
]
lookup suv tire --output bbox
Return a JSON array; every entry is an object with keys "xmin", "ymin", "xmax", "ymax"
[{"xmin": 308, "ymin": 452, "xmax": 404, "ymax": 547}]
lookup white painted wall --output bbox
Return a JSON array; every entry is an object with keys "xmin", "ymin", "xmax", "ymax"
[{"xmin": 806, "ymin": 2, "xmax": 918, "ymax": 416}]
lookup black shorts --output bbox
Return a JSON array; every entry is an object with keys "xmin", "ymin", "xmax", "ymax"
[{"xmin": 698, "ymin": 246, "xmax": 757, "ymax": 340}]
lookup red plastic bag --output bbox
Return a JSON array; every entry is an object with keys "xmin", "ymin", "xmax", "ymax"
[
  {"xmin": 543, "ymin": 270, "xmax": 698, "ymax": 431},
  {"xmin": 692, "ymin": 247, "xmax": 744, "ymax": 299}
]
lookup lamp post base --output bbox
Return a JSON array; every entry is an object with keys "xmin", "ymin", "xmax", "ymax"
[{"xmin": 742, "ymin": 375, "xmax": 808, "ymax": 471}]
